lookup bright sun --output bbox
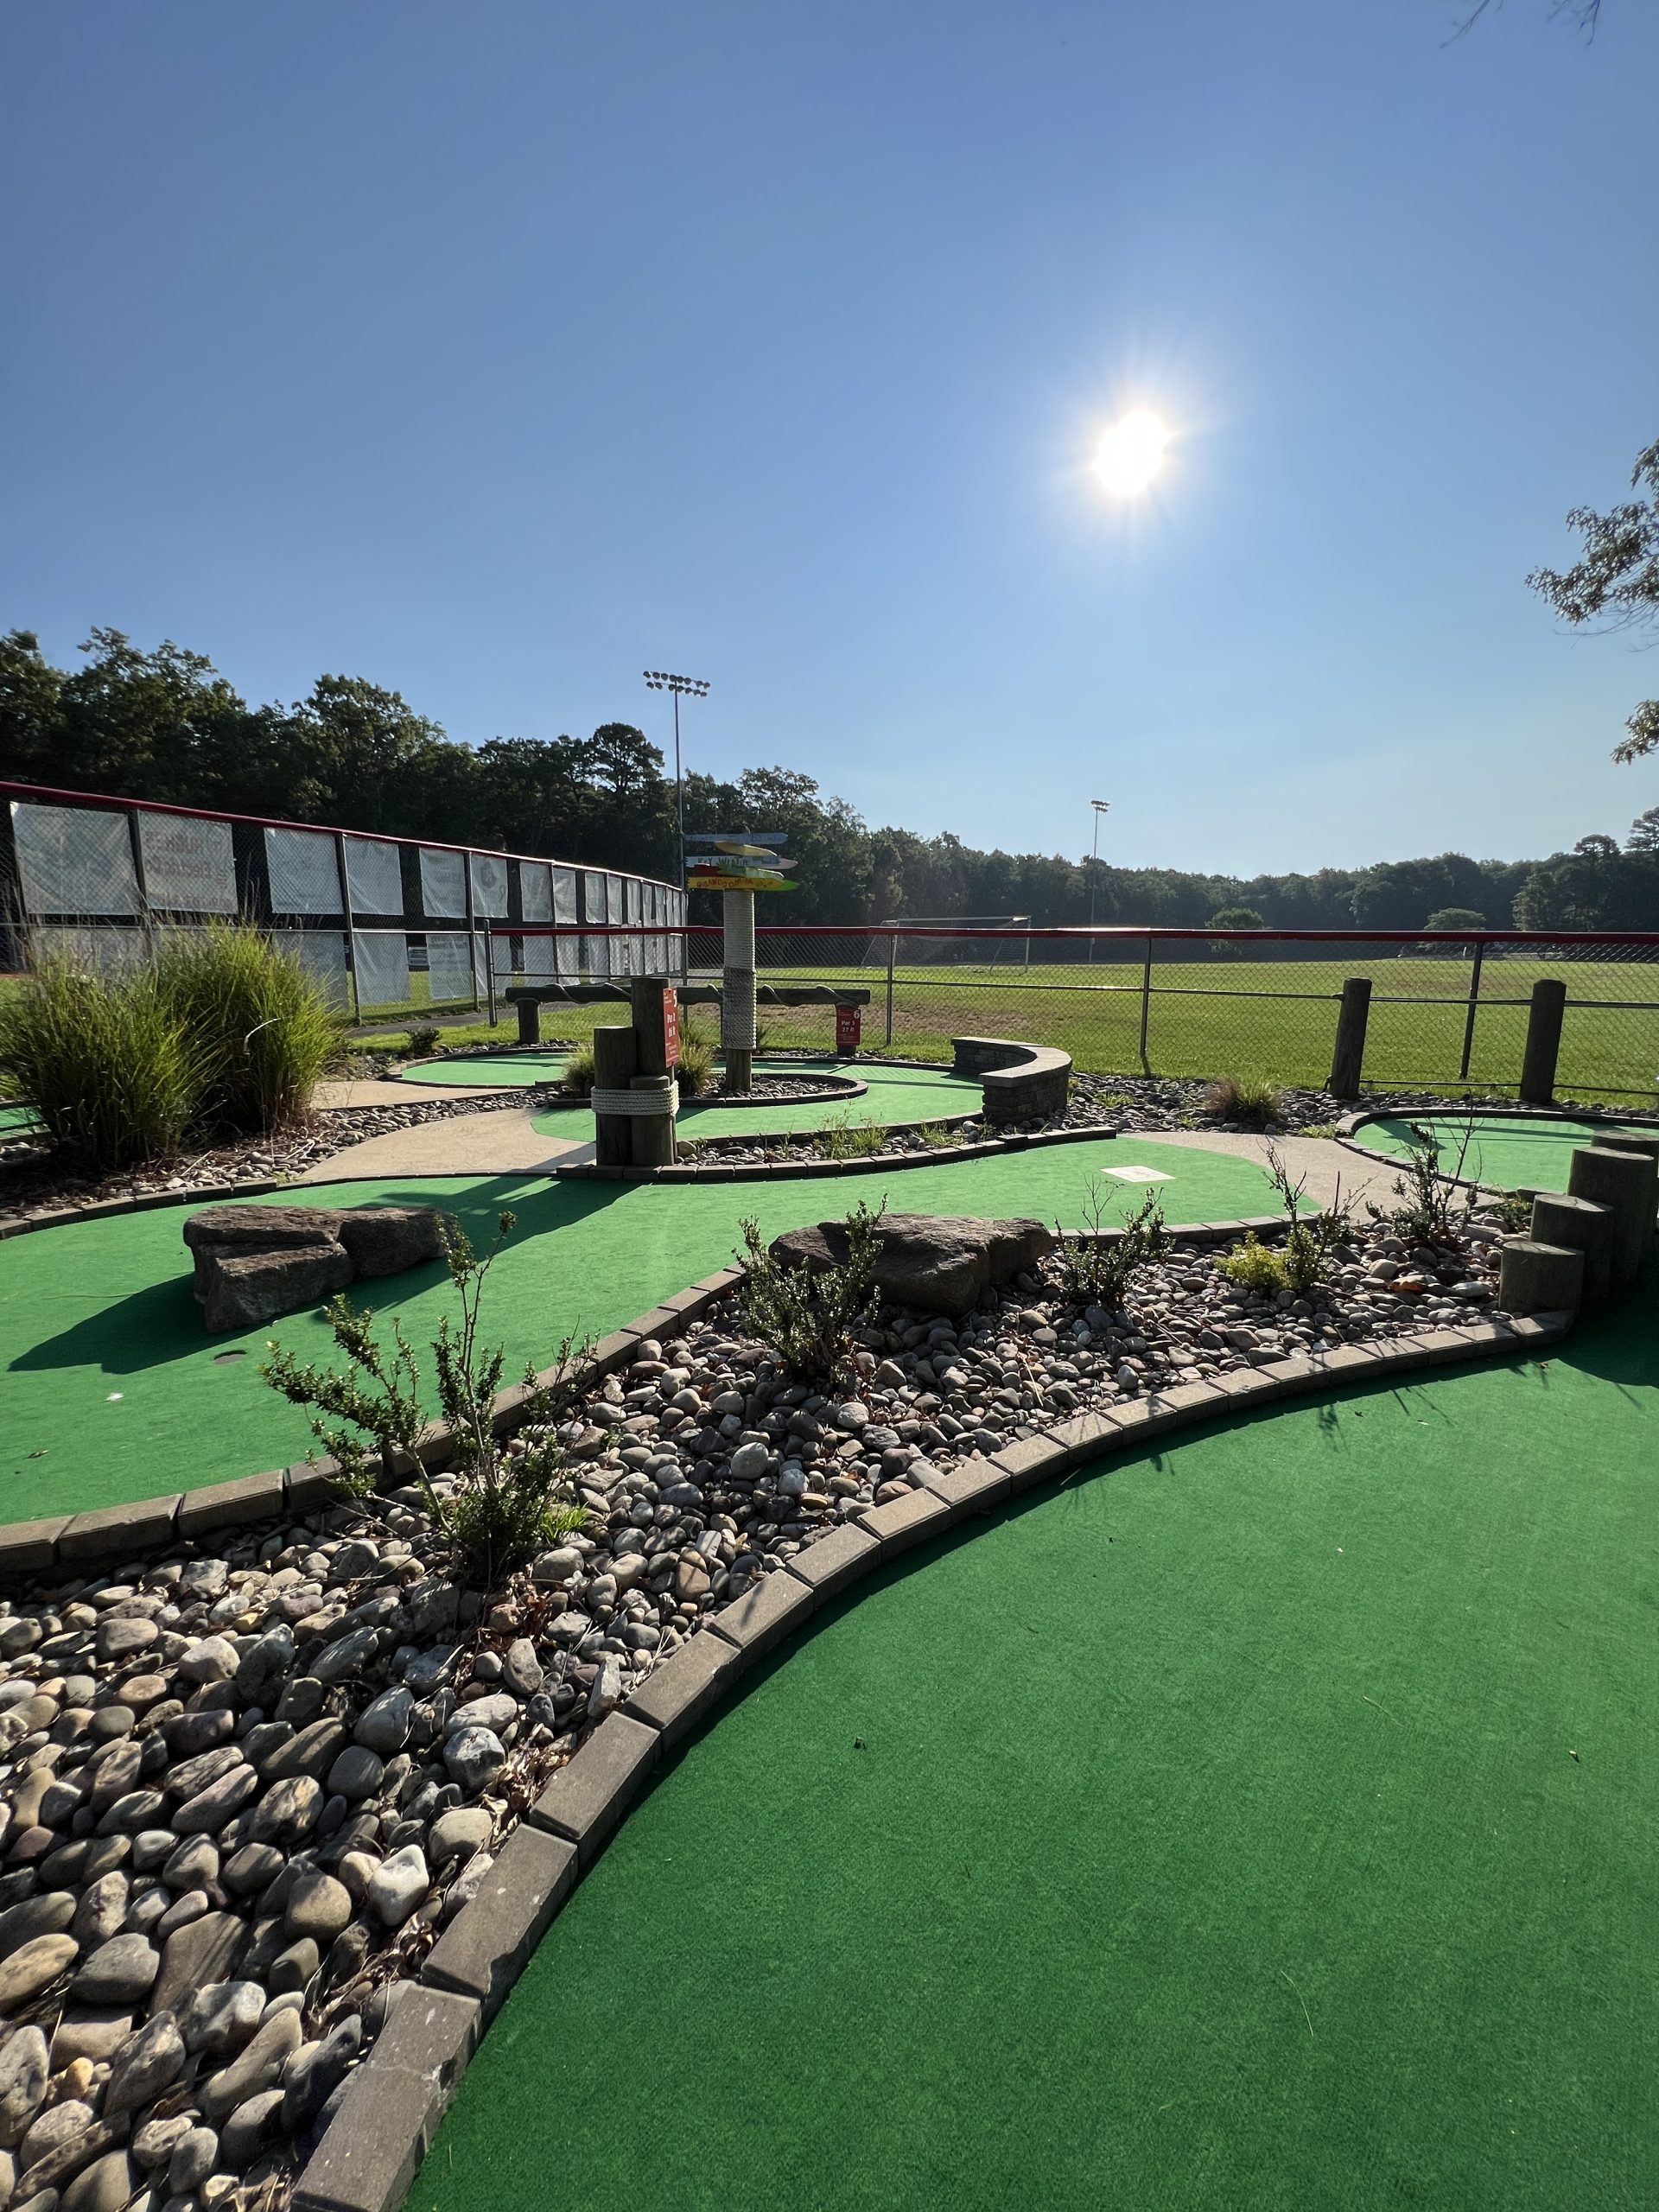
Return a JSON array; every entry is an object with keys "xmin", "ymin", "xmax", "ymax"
[{"xmin": 1093, "ymin": 409, "xmax": 1170, "ymax": 497}]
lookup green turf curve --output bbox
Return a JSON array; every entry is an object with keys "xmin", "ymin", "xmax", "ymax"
[
  {"xmin": 0, "ymin": 1139, "xmax": 1281, "ymax": 1519},
  {"xmin": 411, "ymin": 1270, "xmax": 1659, "ymax": 2212},
  {"xmin": 401, "ymin": 1051, "xmax": 985, "ymax": 1137},
  {"xmin": 1359, "ymin": 1112, "xmax": 1657, "ymax": 1195},
  {"xmin": 0, "ymin": 1104, "xmax": 42, "ymax": 1137}
]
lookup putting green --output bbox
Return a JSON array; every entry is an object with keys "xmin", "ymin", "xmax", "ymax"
[
  {"xmin": 0, "ymin": 1139, "xmax": 1282, "ymax": 1518},
  {"xmin": 1358, "ymin": 1113, "xmax": 1657, "ymax": 1194},
  {"xmin": 0, "ymin": 1104, "xmax": 41, "ymax": 1137},
  {"xmin": 401, "ymin": 1052, "xmax": 985, "ymax": 1137},
  {"xmin": 412, "ymin": 1271, "xmax": 1659, "ymax": 2212},
  {"xmin": 396, "ymin": 1051, "xmax": 571, "ymax": 1089}
]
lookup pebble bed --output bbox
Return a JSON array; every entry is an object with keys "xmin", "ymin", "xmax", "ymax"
[
  {"xmin": 0, "ymin": 1096, "xmax": 537, "ymax": 1233},
  {"xmin": 0, "ymin": 1206, "xmax": 1512, "ymax": 2212}
]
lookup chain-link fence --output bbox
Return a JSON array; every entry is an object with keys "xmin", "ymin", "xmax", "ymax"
[
  {"xmin": 657, "ymin": 925, "xmax": 1659, "ymax": 1100},
  {"xmin": 0, "ymin": 783, "xmax": 683, "ymax": 1026}
]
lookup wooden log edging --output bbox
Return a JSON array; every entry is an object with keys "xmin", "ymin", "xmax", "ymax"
[{"xmin": 289, "ymin": 1300, "xmax": 1576, "ymax": 2212}]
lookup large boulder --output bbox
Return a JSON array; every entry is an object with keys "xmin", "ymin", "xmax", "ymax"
[
  {"xmin": 185, "ymin": 1204, "xmax": 454, "ymax": 1332},
  {"xmin": 769, "ymin": 1212, "xmax": 1055, "ymax": 1316}
]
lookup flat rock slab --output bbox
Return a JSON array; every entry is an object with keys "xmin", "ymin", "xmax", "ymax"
[
  {"xmin": 770, "ymin": 1212, "xmax": 1056, "ymax": 1316},
  {"xmin": 184, "ymin": 1204, "xmax": 454, "ymax": 1333}
]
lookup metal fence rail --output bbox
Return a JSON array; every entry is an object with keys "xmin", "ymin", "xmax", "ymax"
[
  {"xmin": 0, "ymin": 780, "xmax": 683, "ymax": 1025},
  {"xmin": 556, "ymin": 922, "xmax": 1656, "ymax": 1100}
]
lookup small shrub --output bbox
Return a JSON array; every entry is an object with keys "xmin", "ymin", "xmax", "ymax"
[
  {"xmin": 1261, "ymin": 1140, "xmax": 1352, "ymax": 1295},
  {"xmin": 1204, "ymin": 1075, "xmax": 1282, "ymax": 1126},
  {"xmin": 0, "ymin": 951, "xmax": 198, "ymax": 1172},
  {"xmin": 1493, "ymin": 1192, "xmax": 1533, "ymax": 1234},
  {"xmin": 261, "ymin": 1211, "xmax": 596, "ymax": 1587},
  {"xmin": 1221, "ymin": 1233, "xmax": 1289, "ymax": 1293},
  {"xmin": 734, "ymin": 1198, "xmax": 885, "ymax": 1379},
  {"xmin": 1365, "ymin": 1118, "xmax": 1476, "ymax": 1245},
  {"xmin": 406, "ymin": 1024, "xmax": 442, "ymax": 1058},
  {"xmin": 561, "ymin": 1042, "xmax": 596, "ymax": 1097},
  {"xmin": 154, "ymin": 922, "xmax": 344, "ymax": 1135},
  {"xmin": 915, "ymin": 1122, "xmax": 957, "ymax": 1150},
  {"xmin": 1053, "ymin": 1180, "xmax": 1169, "ymax": 1311}
]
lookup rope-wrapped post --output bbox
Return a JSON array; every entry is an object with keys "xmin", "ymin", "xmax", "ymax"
[
  {"xmin": 721, "ymin": 888, "xmax": 756, "ymax": 1094},
  {"xmin": 591, "ymin": 1024, "xmax": 638, "ymax": 1169},
  {"xmin": 627, "ymin": 1072, "xmax": 677, "ymax": 1168}
]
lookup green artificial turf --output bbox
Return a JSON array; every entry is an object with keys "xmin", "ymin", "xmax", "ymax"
[
  {"xmin": 395, "ymin": 1051, "xmax": 572, "ymax": 1089},
  {"xmin": 412, "ymin": 1272, "xmax": 1659, "ymax": 2212},
  {"xmin": 0, "ymin": 1138, "xmax": 1281, "ymax": 1517},
  {"xmin": 1357, "ymin": 1113, "xmax": 1658, "ymax": 1194},
  {"xmin": 535, "ymin": 1058, "xmax": 984, "ymax": 1141},
  {"xmin": 0, "ymin": 1104, "xmax": 41, "ymax": 1137}
]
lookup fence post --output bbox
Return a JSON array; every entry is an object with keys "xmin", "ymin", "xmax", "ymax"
[
  {"xmin": 1139, "ymin": 933, "xmax": 1154, "ymax": 1068},
  {"xmin": 885, "ymin": 931, "xmax": 896, "ymax": 1047},
  {"xmin": 1458, "ymin": 938, "xmax": 1486, "ymax": 1083},
  {"xmin": 1519, "ymin": 978, "xmax": 1567, "ymax": 1104},
  {"xmin": 486, "ymin": 938, "xmax": 498, "ymax": 1029},
  {"xmin": 334, "ymin": 834, "xmax": 361, "ymax": 1024},
  {"xmin": 124, "ymin": 804, "xmax": 156, "ymax": 959},
  {"xmin": 463, "ymin": 853, "xmax": 481, "ymax": 1013},
  {"xmin": 1329, "ymin": 976, "xmax": 1372, "ymax": 1099}
]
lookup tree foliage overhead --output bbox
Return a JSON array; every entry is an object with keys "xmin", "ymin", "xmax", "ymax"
[
  {"xmin": 4, "ymin": 626, "xmax": 1659, "ymax": 932},
  {"xmin": 1529, "ymin": 438, "xmax": 1659, "ymax": 764}
]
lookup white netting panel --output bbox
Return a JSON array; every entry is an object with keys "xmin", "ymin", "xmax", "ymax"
[
  {"xmin": 353, "ymin": 931, "xmax": 410, "ymax": 1009},
  {"xmin": 582, "ymin": 871, "xmax": 609, "ymax": 976},
  {"xmin": 427, "ymin": 931, "xmax": 477, "ymax": 1003},
  {"xmin": 138, "ymin": 814, "xmax": 237, "ymax": 912},
  {"xmin": 265, "ymin": 828, "xmax": 340, "ymax": 914},
  {"xmin": 345, "ymin": 838, "xmax": 404, "ymax": 916},
  {"xmin": 553, "ymin": 868, "xmax": 578, "ymax": 976},
  {"xmin": 470, "ymin": 855, "xmax": 508, "ymax": 918},
  {"xmin": 274, "ymin": 931, "xmax": 351, "ymax": 1007},
  {"xmin": 12, "ymin": 802, "xmax": 140, "ymax": 917},
  {"xmin": 420, "ymin": 848, "xmax": 467, "ymax": 919},
  {"xmin": 27, "ymin": 923, "xmax": 148, "ymax": 972},
  {"xmin": 520, "ymin": 862, "xmax": 553, "ymax": 921},
  {"xmin": 522, "ymin": 930, "xmax": 558, "ymax": 982}
]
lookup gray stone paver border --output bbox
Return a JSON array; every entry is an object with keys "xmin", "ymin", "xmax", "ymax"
[{"xmin": 289, "ymin": 1296, "xmax": 1573, "ymax": 2212}]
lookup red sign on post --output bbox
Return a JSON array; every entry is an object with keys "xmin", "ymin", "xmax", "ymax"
[
  {"xmin": 661, "ymin": 986, "xmax": 680, "ymax": 1068},
  {"xmin": 836, "ymin": 1002, "xmax": 861, "ymax": 1056}
]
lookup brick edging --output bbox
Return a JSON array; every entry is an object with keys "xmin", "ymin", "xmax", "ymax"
[{"xmin": 289, "ymin": 1300, "xmax": 1574, "ymax": 2212}]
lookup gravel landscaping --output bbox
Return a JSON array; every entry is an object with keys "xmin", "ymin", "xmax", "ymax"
[{"xmin": 0, "ymin": 1193, "xmax": 1516, "ymax": 2212}]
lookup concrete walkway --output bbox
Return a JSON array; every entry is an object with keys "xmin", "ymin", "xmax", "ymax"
[
  {"xmin": 294, "ymin": 1105, "xmax": 588, "ymax": 1185},
  {"xmin": 314, "ymin": 1077, "xmax": 508, "ymax": 1109},
  {"xmin": 1141, "ymin": 1128, "xmax": 1393, "ymax": 1211}
]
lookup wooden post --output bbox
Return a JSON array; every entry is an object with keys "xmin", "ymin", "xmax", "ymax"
[
  {"xmin": 1519, "ymin": 978, "xmax": 1567, "ymax": 1105},
  {"xmin": 629, "ymin": 974, "xmax": 671, "ymax": 1074},
  {"xmin": 1567, "ymin": 1144, "xmax": 1655, "ymax": 1286},
  {"xmin": 1328, "ymin": 976, "xmax": 1372, "ymax": 1100},
  {"xmin": 591, "ymin": 1024, "xmax": 638, "ymax": 1168},
  {"xmin": 885, "ymin": 930, "xmax": 896, "ymax": 1047},
  {"xmin": 516, "ymin": 997, "xmax": 541, "ymax": 1046},
  {"xmin": 334, "ymin": 833, "xmax": 361, "ymax": 1023},
  {"xmin": 629, "ymin": 1072, "xmax": 677, "ymax": 1168}
]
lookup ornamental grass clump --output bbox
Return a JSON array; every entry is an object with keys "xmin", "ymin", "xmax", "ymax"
[
  {"xmin": 1203, "ymin": 1074, "xmax": 1283, "ymax": 1127},
  {"xmin": 0, "ymin": 950, "xmax": 198, "ymax": 1172},
  {"xmin": 734, "ymin": 1198, "xmax": 885, "ymax": 1380},
  {"xmin": 153, "ymin": 921, "xmax": 344, "ymax": 1135},
  {"xmin": 261, "ymin": 1211, "xmax": 596, "ymax": 1587}
]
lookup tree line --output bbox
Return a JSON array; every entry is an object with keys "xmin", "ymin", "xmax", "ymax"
[{"xmin": 4, "ymin": 626, "xmax": 1658, "ymax": 934}]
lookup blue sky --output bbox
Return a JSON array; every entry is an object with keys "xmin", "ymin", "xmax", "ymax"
[{"xmin": 3, "ymin": 1, "xmax": 1656, "ymax": 873}]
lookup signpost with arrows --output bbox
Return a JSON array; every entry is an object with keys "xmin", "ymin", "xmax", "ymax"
[{"xmin": 685, "ymin": 832, "xmax": 791, "ymax": 1092}]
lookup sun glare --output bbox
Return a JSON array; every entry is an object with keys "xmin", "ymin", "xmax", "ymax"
[{"xmin": 1094, "ymin": 409, "xmax": 1170, "ymax": 498}]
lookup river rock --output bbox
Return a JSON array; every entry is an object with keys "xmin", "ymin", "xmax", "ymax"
[
  {"xmin": 71, "ymin": 1934, "xmax": 157, "ymax": 2006},
  {"xmin": 443, "ymin": 1726, "xmax": 505, "ymax": 1792},
  {"xmin": 283, "ymin": 1872, "xmax": 352, "ymax": 1943},
  {"xmin": 150, "ymin": 1912, "xmax": 249, "ymax": 2016},
  {"xmin": 769, "ymin": 1211, "xmax": 1057, "ymax": 1316},
  {"xmin": 0, "ymin": 1938, "xmax": 77, "ymax": 2015},
  {"xmin": 352, "ymin": 1688, "xmax": 413, "ymax": 1755},
  {"xmin": 166, "ymin": 2126, "xmax": 219, "ymax": 2195},
  {"xmin": 0, "ymin": 2029, "xmax": 48, "ymax": 2148},
  {"xmin": 281, "ymin": 2014, "xmax": 362, "ymax": 2131},
  {"xmin": 179, "ymin": 1979, "xmax": 265, "ymax": 2058},
  {"xmin": 366, "ymin": 1846, "xmax": 429, "ymax": 1928},
  {"xmin": 0, "ymin": 1896, "xmax": 74, "ymax": 1961},
  {"xmin": 103, "ymin": 2011, "xmax": 186, "ymax": 2120},
  {"xmin": 200, "ymin": 2009, "xmax": 302, "ymax": 2120},
  {"xmin": 60, "ymin": 2148, "xmax": 131, "ymax": 2212}
]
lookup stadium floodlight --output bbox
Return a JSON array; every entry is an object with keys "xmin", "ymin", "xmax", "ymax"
[
  {"xmin": 643, "ymin": 671, "xmax": 710, "ymax": 982},
  {"xmin": 1089, "ymin": 798, "xmax": 1112, "ymax": 934}
]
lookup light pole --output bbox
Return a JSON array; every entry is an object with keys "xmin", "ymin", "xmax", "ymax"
[
  {"xmin": 1089, "ymin": 798, "xmax": 1110, "ymax": 938},
  {"xmin": 644, "ymin": 670, "xmax": 709, "ymax": 984}
]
